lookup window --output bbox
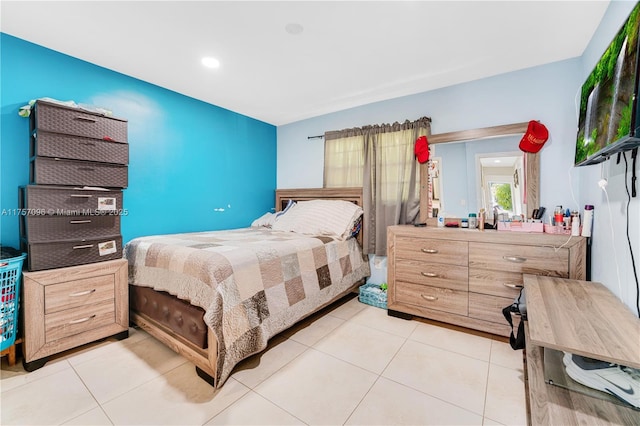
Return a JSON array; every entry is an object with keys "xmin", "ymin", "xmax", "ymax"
[{"xmin": 323, "ymin": 117, "xmax": 431, "ymax": 255}]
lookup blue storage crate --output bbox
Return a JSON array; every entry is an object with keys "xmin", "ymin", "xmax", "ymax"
[
  {"xmin": 358, "ymin": 282, "xmax": 387, "ymax": 309},
  {"xmin": 1, "ymin": 253, "xmax": 27, "ymax": 351}
]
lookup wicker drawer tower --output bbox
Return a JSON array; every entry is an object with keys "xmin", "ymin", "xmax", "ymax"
[
  {"xmin": 20, "ymin": 99, "xmax": 129, "ymax": 371},
  {"xmin": 21, "ymin": 100, "xmax": 128, "ymax": 271}
]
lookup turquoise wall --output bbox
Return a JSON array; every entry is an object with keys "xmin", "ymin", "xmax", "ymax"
[{"xmin": 0, "ymin": 34, "xmax": 277, "ymax": 249}]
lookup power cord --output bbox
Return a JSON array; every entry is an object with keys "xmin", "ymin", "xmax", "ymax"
[
  {"xmin": 622, "ymin": 152, "xmax": 640, "ymax": 317},
  {"xmin": 600, "ymin": 178, "xmax": 624, "ymax": 303}
]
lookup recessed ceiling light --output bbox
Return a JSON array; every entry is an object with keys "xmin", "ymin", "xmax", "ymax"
[
  {"xmin": 285, "ymin": 23, "xmax": 304, "ymax": 35},
  {"xmin": 494, "ymin": 159, "xmax": 501, "ymax": 163},
  {"xmin": 201, "ymin": 56, "xmax": 220, "ymax": 69}
]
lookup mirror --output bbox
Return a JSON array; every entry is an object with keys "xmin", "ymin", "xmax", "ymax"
[{"xmin": 419, "ymin": 122, "xmax": 539, "ymax": 223}]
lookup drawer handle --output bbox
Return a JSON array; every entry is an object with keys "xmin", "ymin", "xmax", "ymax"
[
  {"xmin": 74, "ymin": 116, "xmax": 97, "ymax": 123},
  {"xmin": 70, "ymin": 194, "xmax": 93, "ymax": 198},
  {"xmin": 70, "ymin": 220, "xmax": 92, "ymax": 224},
  {"xmin": 421, "ymin": 272, "xmax": 438, "ymax": 278},
  {"xmin": 421, "ymin": 248, "xmax": 439, "ymax": 254},
  {"xmin": 72, "ymin": 244, "xmax": 94, "ymax": 250},
  {"xmin": 421, "ymin": 294, "xmax": 439, "ymax": 301},
  {"xmin": 69, "ymin": 289, "xmax": 96, "ymax": 297},
  {"xmin": 503, "ymin": 255, "xmax": 527, "ymax": 263},
  {"xmin": 69, "ymin": 314, "xmax": 96, "ymax": 325},
  {"xmin": 503, "ymin": 283, "xmax": 524, "ymax": 289}
]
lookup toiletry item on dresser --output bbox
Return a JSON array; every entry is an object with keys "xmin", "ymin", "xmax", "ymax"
[
  {"xmin": 461, "ymin": 218, "xmax": 469, "ymax": 228},
  {"xmin": 468, "ymin": 213, "xmax": 477, "ymax": 229},
  {"xmin": 554, "ymin": 205, "xmax": 564, "ymax": 226},
  {"xmin": 581, "ymin": 205, "xmax": 594, "ymax": 237},
  {"xmin": 478, "ymin": 209, "xmax": 485, "ymax": 231},
  {"xmin": 571, "ymin": 212, "xmax": 581, "ymax": 236}
]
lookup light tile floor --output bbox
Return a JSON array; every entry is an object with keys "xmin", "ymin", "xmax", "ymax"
[{"xmin": 1, "ymin": 295, "xmax": 527, "ymax": 425}]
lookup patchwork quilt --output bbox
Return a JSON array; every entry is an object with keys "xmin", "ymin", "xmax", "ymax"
[{"xmin": 124, "ymin": 228, "xmax": 370, "ymax": 386}]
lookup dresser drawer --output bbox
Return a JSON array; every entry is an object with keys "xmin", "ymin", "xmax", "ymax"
[
  {"xmin": 395, "ymin": 281, "xmax": 468, "ymax": 316},
  {"xmin": 25, "ymin": 236, "xmax": 122, "ymax": 271},
  {"xmin": 395, "ymin": 259, "xmax": 468, "ymax": 291},
  {"xmin": 21, "ymin": 214, "xmax": 120, "ymax": 242},
  {"xmin": 45, "ymin": 299, "xmax": 116, "ymax": 342},
  {"xmin": 469, "ymin": 269, "xmax": 524, "ymax": 298},
  {"xmin": 21, "ymin": 185, "xmax": 123, "ymax": 214},
  {"xmin": 31, "ymin": 157, "xmax": 128, "ymax": 188},
  {"xmin": 468, "ymin": 292, "xmax": 514, "ymax": 324},
  {"xmin": 33, "ymin": 131, "xmax": 128, "ymax": 165},
  {"xmin": 469, "ymin": 242, "xmax": 569, "ymax": 277},
  {"xmin": 32, "ymin": 101, "xmax": 128, "ymax": 143},
  {"xmin": 45, "ymin": 274, "xmax": 115, "ymax": 314},
  {"xmin": 395, "ymin": 237, "xmax": 468, "ymax": 266}
]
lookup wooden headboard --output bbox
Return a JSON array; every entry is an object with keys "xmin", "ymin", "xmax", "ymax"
[
  {"xmin": 275, "ymin": 187, "xmax": 365, "ymax": 246},
  {"xmin": 275, "ymin": 187, "xmax": 363, "ymax": 211}
]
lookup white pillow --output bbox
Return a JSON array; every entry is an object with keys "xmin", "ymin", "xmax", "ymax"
[
  {"xmin": 251, "ymin": 212, "xmax": 276, "ymax": 228},
  {"xmin": 272, "ymin": 200, "xmax": 363, "ymax": 239}
]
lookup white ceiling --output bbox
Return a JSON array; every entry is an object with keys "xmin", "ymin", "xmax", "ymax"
[{"xmin": 1, "ymin": 1, "xmax": 610, "ymax": 126}]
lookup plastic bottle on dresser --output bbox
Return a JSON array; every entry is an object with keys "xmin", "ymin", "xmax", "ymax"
[
  {"xmin": 437, "ymin": 211, "xmax": 445, "ymax": 227},
  {"xmin": 581, "ymin": 205, "xmax": 594, "ymax": 237},
  {"xmin": 571, "ymin": 213, "xmax": 580, "ymax": 236},
  {"xmin": 468, "ymin": 213, "xmax": 477, "ymax": 229}
]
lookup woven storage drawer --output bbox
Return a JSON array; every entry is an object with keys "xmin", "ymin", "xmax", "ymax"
[
  {"xmin": 31, "ymin": 157, "xmax": 128, "ymax": 188},
  {"xmin": 21, "ymin": 215, "xmax": 121, "ymax": 242},
  {"xmin": 32, "ymin": 131, "xmax": 128, "ymax": 165},
  {"xmin": 31, "ymin": 100, "xmax": 128, "ymax": 143},
  {"xmin": 358, "ymin": 282, "xmax": 387, "ymax": 309},
  {"xmin": 24, "ymin": 235, "xmax": 123, "ymax": 271},
  {"xmin": 21, "ymin": 185, "xmax": 123, "ymax": 214}
]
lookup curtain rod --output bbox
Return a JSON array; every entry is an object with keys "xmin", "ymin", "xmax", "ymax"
[{"xmin": 307, "ymin": 135, "xmax": 324, "ymax": 140}]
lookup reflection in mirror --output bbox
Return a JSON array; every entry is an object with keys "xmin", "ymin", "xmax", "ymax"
[
  {"xmin": 431, "ymin": 135, "xmax": 526, "ymax": 218},
  {"xmin": 420, "ymin": 122, "xmax": 540, "ymax": 224},
  {"xmin": 428, "ymin": 159, "xmax": 442, "ymax": 216},
  {"xmin": 477, "ymin": 152, "xmax": 524, "ymax": 218}
]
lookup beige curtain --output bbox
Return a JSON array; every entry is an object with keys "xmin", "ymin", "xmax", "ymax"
[{"xmin": 324, "ymin": 117, "xmax": 431, "ymax": 255}]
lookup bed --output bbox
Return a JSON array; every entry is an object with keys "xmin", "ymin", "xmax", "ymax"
[{"xmin": 124, "ymin": 187, "xmax": 370, "ymax": 387}]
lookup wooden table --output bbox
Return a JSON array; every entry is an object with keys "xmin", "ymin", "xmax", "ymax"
[{"xmin": 523, "ymin": 275, "xmax": 640, "ymax": 425}]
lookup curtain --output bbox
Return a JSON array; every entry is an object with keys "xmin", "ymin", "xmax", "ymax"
[{"xmin": 324, "ymin": 117, "xmax": 431, "ymax": 255}]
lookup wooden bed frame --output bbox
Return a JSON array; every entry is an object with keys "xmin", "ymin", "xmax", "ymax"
[{"xmin": 130, "ymin": 187, "xmax": 366, "ymax": 386}]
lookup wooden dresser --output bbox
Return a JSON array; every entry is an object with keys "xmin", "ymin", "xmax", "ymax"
[{"xmin": 386, "ymin": 225, "xmax": 587, "ymax": 337}]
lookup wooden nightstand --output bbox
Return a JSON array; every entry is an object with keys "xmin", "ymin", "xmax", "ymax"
[{"xmin": 21, "ymin": 258, "xmax": 128, "ymax": 371}]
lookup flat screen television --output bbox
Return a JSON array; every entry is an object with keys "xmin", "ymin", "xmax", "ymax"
[{"xmin": 575, "ymin": 1, "xmax": 640, "ymax": 166}]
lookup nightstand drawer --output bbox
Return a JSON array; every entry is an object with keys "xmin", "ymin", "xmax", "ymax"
[
  {"xmin": 395, "ymin": 259, "xmax": 468, "ymax": 291},
  {"xmin": 45, "ymin": 274, "xmax": 114, "ymax": 314},
  {"xmin": 396, "ymin": 237, "xmax": 468, "ymax": 266},
  {"xmin": 469, "ymin": 269, "xmax": 524, "ymax": 298},
  {"xmin": 469, "ymin": 242, "xmax": 569, "ymax": 277},
  {"xmin": 45, "ymin": 299, "xmax": 115, "ymax": 342},
  {"xmin": 395, "ymin": 281, "xmax": 468, "ymax": 316}
]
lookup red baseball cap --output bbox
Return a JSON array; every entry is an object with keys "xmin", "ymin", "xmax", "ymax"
[
  {"xmin": 415, "ymin": 135, "xmax": 430, "ymax": 163},
  {"xmin": 519, "ymin": 121, "xmax": 549, "ymax": 153}
]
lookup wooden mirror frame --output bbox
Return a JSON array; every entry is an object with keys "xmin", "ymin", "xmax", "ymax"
[{"xmin": 419, "ymin": 122, "xmax": 540, "ymax": 224}]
